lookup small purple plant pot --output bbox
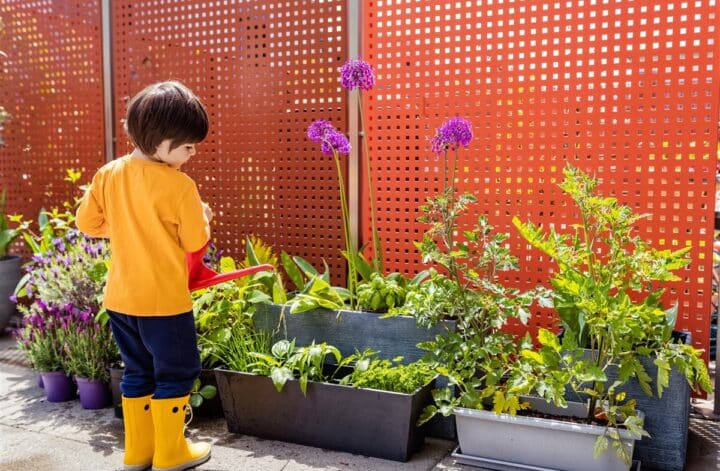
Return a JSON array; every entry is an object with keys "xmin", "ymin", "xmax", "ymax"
[
  {"xmin": 40, "ymin": 371, "xmax": 76, "ymax": 402},
  {"xmin": 76, "ymin": 377, "xmax": 111, "ymax": 409}
]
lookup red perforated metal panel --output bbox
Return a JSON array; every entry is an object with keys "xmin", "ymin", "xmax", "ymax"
[
  {"xmin": 0, "ymin": 1, "xmax": 105, "ymax": 236},
  {"xmin": 364, "ymin": 1, "xmax": 720, "ymax": 356},
  {"xmin": 112, "ymin": 1, "xmax": 348, "ymax": 283}
]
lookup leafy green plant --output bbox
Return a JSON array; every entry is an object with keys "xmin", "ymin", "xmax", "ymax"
[
  {"xmin": 338, "ymin": 353, "xmax": 436, "ymax": 394},
  {"xmin": 189, "ymin": 378, "xmax": 218, "ymax": 409},
  {"xmin": 192, "ymin": 261, "xmax": 272, "ymax": 368},
  {"xmin": 392, "ymin": 117, "xmax": 550, "ymax": 424},
  {"xmin": 0, "ymin": 188, "xmax": 20, "ymax": 259},
  {"xmin": 510, "ymin": 165, "xmax": 713, "ymax": 464},
  {"xmin": 251, "ymin": 339, "xmax": 342, "ymax": 395},
  {"xmin": 356, "ymin": 271, "xmax": 428, "ymax": 313},
  {"xmin": 278, "ymin": 252, "xmax": 348, "ymax": 314}
]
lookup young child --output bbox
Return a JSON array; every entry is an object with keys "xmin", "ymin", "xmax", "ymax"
[{"xmin": 76, "ymin": 81, "xmax": 212, "ymax": 471}]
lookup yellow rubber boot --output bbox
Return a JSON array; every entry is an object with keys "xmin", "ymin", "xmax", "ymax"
[
  {"xmin": 121, "ymin": 395, "xmax": 154, "ymax": 471},
  {"xmin": 150, "ymin": 396, "xmax": 211, "ymax": 471}
]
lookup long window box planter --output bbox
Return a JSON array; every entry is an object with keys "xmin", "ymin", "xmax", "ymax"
[
  {"xmin": 214, "ymin": 368, "xmax": 435, "ymax": 462},
  {"xmin": 252, "ymin": 302, "xmax": 457, "ymax": 439},
  {"xmin": 455, "ymin": 397, "xmax": 643, "ymax": 471}
]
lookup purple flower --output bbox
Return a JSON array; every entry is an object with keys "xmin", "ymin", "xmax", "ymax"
[
  {"xmin": 321, "ymin": 130, "xmax": 351, "ymax": 156},
  {"xmin": 307, "ymin": 120, "xmax": 335, "ymax": 143},
  {"xmin": 431, "ymin": 117, "xmax": 473, "ymax": 155},
  {"xmin": 340, "ymin": 59, "xmax": 375, "ymax": 91},
  {"xmin": 308, "ymin": 120, "xmax": 351, "ymax": 156}
]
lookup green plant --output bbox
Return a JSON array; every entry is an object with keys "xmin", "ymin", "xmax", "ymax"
[
  {"xmin": 338, "ymin": 353, "xmax": 436, "ymax": 394},
  {"xmin": 189, "ymin": 378, "xmax": 218, "ymax": 408},
  {"xmin": 0, "ymin": 188, "xmax": 20, "ymax": 259},
  {"xmin": 391, "ymin": 117, "xmax": 549, "ymax": 424},
  {"xmin": 192, "ymin": 261, "xmax": 272, "ymax": 368},
  {"xmin": 356, "ymin": 272, "xmax": 428, "ymax": 313},
  {"xmin": 278, "ymin": 252, "xmax": 347, "ymax": 313},
  {"xmin": 510, "ymin": 165, "xmax": 713, "ymax": 464},
  {"xmin": 251, "ymin": 339, "xmax": 342, "ymax": 395},
  {"xmin": 206, "ymin": 321, "xmax": 272, "ymax": 372}
]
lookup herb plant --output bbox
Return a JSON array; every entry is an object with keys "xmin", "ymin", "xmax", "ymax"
[{"xmin": 339, "ymin": 354, "xmax": 436, "ymax": 394}]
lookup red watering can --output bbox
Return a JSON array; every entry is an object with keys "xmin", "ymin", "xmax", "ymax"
[{"xmin": 187, "ymin": 242, "xmax": 274, "ymax": 291}]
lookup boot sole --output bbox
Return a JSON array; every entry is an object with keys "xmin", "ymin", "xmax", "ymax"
[
  {"xmin": 151, "ymin": 450, "xmax": 211, "ymax": 471},
  {"xmin": 124, "ymin": 463, "xmax": 152, "ymax": 471}
]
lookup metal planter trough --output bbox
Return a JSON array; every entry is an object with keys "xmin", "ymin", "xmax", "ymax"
[{"xmin": 214, "ymin": 368, "xmax": 434, "ymax": 462}]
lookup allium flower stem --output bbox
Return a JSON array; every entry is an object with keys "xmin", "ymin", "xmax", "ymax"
[
  {"xmin": 332, "ymin": 151, "xmax": 357, "ymax": 309},
  {"xmin": 357, "ymin": 93, "xmax": 383, "ymax": 273}
]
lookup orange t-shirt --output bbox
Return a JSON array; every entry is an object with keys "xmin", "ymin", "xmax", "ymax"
[{"xmin": 75, "ymin": 155, "xmax": 210, "ymax": 316}]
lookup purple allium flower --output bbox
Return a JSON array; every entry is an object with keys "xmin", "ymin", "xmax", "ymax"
[
  {"xmin": 431, "ymin": 117, "xmax": 473, "ymax": 155},
  {"xmin": 340, "ymin": 59, "xmax": 375, "ymax": 91},
  {"xmin": 307, "ymin": 120, "xmax": 336, "ymax": 143},
  {"xmin": 321, "ymin": 130, "xmax": 351, "ymax": 156}
]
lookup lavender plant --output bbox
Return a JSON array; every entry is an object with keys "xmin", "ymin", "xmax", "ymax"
[
  {"xmin": 61, "ymin": 306, "xmax": 118, "ymax": 382},
  {"xmin": 15, "ymin": 302, "xmax": 74, "ymax": 372}
]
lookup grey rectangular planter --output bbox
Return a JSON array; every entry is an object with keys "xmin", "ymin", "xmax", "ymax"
[
  {"xmin": 252, "ymin": 302, "xmax": 457, "ymax": 439},
  {"xmin": 214, "ymin": 368, "xmax": 434, "ymax": 461},
  {"xmin": 455, "ymin": 397, "xmax": 642, "ymax": 471}
]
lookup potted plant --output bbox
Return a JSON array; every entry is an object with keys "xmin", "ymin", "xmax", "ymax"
[
  {"xmin": 15, "ymin": 302, "xmax": 76, "ymax": 402},
  {"xmin": 505, "ymin": 165, "xmax": 713, "ymax": 470},
  {"xmin": 62, "ymin": 308, "xmax": 118, "ymax": 409},
  {"xmin": 0, "ymin": 188, "xmax": 22, "ymax": 331},
  {"xmin": 438, "ymin": 165, "xmax": 712, "ymax": 471},
  {"xmin": 192, "ymin": 237, "xmax": 276, "ymax": 418},
  {"xmin": 213, "ymin": 323, "xmax": 437, "ymax": 462}
]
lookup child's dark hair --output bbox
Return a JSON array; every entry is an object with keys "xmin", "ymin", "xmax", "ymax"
[{"xmin": 124, "ymin": 81, "xmax": 209, "ymax": 156}]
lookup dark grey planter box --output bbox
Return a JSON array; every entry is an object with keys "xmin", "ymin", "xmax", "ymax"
[
  {"xmin": 252, "ymin": 302, "xmax": 457, "ymax": 439},
  {"xmin": 571, "ymin": 350, "xmax": 691, "ymax": 471},
  {"xmin": 619, "ymin": 357, "xmax": 690, "ymax": 471},
  {"xmin": 214, "ymin": 368, "xmax": 434, "ymax": 461}
]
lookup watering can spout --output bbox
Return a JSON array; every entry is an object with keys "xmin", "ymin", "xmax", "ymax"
[{"xmin": 187, "ymin": 243, "xmax": 274, "ymax": 291}]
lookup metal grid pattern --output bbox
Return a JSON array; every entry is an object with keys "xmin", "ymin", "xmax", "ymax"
[
  {"xmin": 112, "ymin": 0, "xmax": 348, "ymax": 282},
  {"xmin": 364, "ymin": 0, "xmax": 719, "ymax": 354},
  {"xmin": 0, "ymin": 1, "xmax": 105, "ymax": 236}
]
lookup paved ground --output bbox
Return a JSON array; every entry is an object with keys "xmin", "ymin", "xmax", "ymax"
[{"xmin": 1, "ymin": 328, "xmax": 719, "ymax": 471}]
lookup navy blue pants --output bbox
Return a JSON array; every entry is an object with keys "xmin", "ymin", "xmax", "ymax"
[{"xmin": 108, "ymin": 310, "xmax": 201, "ymax": 399}]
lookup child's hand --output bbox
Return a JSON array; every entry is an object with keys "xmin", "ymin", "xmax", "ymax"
[{"xmin": 202, "ymin": 202, "xmax": 213, "ymax": 223}]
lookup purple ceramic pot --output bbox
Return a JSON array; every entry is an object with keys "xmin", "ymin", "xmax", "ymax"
[
  {"xmin": 40, "ymin": 371, "xmax": 76, "ymax": 402},
  {"xmin": 76, "ymin": 377, "xmax": 111, "ymax": 409}
]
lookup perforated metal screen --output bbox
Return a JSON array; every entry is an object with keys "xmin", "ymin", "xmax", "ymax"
[
  {"xmin": 112, "ymin": 0, "xmax": 348, "ymax": 282},
  {"xmin": 0, "ymin": 1, "xmax": 105, "ymax": 238},
  {"xmin": 364, "ymin": 0, "xmax": 720, "ymax": 355}
]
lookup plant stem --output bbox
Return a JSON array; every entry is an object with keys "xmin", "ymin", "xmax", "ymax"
[
  {"xmin": 333, "ymin": 151, "xmax": 357, "ymax": 309},
  {"xmin": 357, "ymin": 93, "xmax": 383, "ymax": 273}
]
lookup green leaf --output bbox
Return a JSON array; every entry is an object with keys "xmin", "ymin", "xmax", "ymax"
[
  {"xmin": 293, "ymin": 255, "xmax": 319, "ymax": 277},
  {"xmin": 417, "ymin": 405, "xmax": 438, "ymax": 425},
  {"xmin": 245, "ymin": 236, "xmax": 261, "ymax": 266},
  {"xmin": 270, "ymin": 367, "xmax": 293, "ymax": 392},
  {"xmin": 281, "ymin": 251, "xmax": 305, "ymax": 291},
  {"xmin": 199, "ymin": 385, "xmax": 217, "ymax": 399},
  {"xmin": 593, "ymin": 435, "xmax": 609, "ymax": 459},
  {"xmin": 190, "ymin": 394, "xmax": 203, "ymax": 408}
]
